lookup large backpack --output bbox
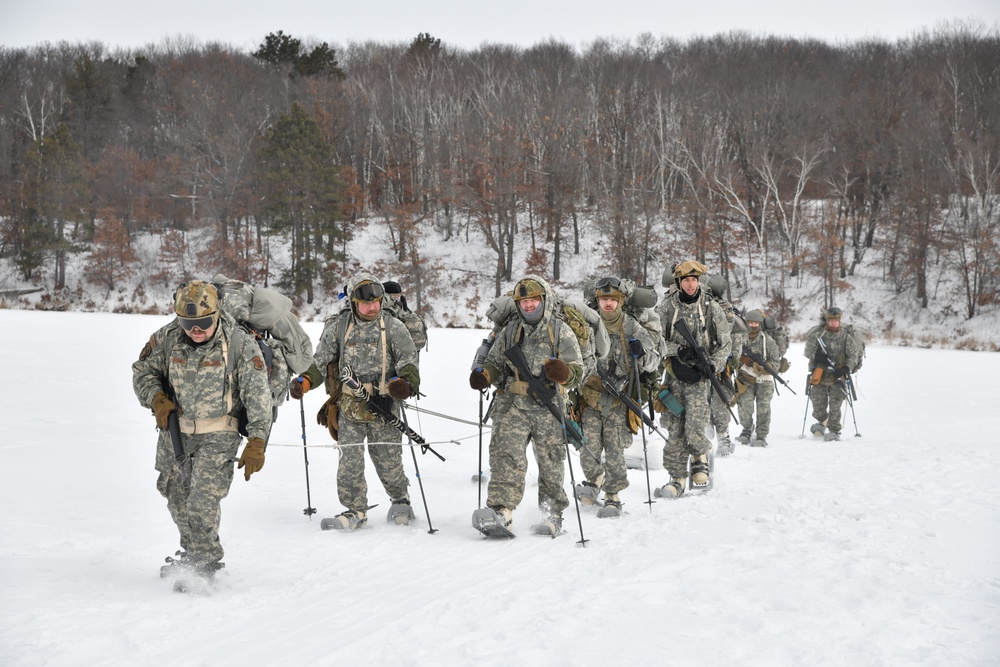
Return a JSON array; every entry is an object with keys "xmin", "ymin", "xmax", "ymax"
[{"xmin": 213, "ymin": 274, "xmax": 314, "ymax": 413}]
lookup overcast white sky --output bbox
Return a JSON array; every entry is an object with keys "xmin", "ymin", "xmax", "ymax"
[{"xmin": 2, "ymin": 0, "xmax": 998, "ymax": 52}]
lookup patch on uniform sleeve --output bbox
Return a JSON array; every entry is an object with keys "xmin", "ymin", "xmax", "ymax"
[
  {"xmin": 253, "ymin": 355, "xmax": 265, "ymax": 371},
  {"xmin": 138, "ymin": 337, "xmax": 154, "ymax": 361}
]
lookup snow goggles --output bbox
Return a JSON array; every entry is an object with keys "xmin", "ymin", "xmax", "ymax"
[
  {"xmin": 595, "ymin": 277, "xmax": 622, "ymax": 293},
  {"xmin": 178, "ymin": 313, "xmax": 216, "ymax": 331},
  {"xmin": 352, "ymin": 282, "xmax": 385, "ymax": 302}
]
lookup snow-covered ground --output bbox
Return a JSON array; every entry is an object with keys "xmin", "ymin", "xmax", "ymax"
[{"xmin": 1, "ymin": 309, "xmax": 998, "ymax": 667}]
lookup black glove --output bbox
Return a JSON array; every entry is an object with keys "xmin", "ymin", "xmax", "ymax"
[
  {"xmin": 628, "ymin": 338, "xmax": 645, "ymax": 359},
  {"xmin": 834, "ymin": 366, "xmax": 849, "ymax": 378},
  {"xmin": 678, "ymin": 347, "xmax": 698, "ymax": 365}
]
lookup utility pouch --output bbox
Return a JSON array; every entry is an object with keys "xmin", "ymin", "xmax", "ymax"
[{"xmin": 809, "ymin": 367, "xmax": 824, "ymax": 385}]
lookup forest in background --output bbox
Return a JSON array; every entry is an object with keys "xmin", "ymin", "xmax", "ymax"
[{"xmin": 1, "ymin": 24, "xmax": 999, "ymax": 330}]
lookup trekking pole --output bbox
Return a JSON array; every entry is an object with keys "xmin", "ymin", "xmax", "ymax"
[
  {"xmin": 400, "ymin": 405, "xmax": 437, "ymax": 534},
  {"xmin": 631, "ymin": 360, "xmax": 655, "ymax": 511},
  {"xmin": 558, "ymin": 398, "xmax": 588, "ymax": 547},
  {"xmin": 477, "ymin": 389, "xmax": 486, "ymax": 508},
  {"xmin": 842, "ymin": 378, "xmax": 861, "ymax": 438},
  {"xmin": 799, "ymin": 378, "xmax": 811, "ymax": 439},
  {"xmin": 299, "ymin": 396, "xmax": 316, "ymax": 516}
]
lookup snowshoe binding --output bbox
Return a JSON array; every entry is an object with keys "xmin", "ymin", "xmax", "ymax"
[
  {"xmin": 716, "ymin": 436, "xmax": 734, "ymax": 457},
  {"xmin": 472, "ymin": 507, "xmax": 515, "ymax": 539},
  {"xmin": 596, "ymin": 495, "xmax": 623, "ymax": 519},
  {"xmin": 810, "ymin": 423, "xmax": 826, "ymax": 437},
  {"xmin": 688, "ymin": 453, "xmax": 713, "ymax": 492},
  {"xmin": 321, "ymin": 509, "xmax": 368, "ymax": 531},
  {"xmin": 387, "ymin": 499, "xmax": 415, "ymax": 525},
  {"xmin": 823, "ymin": 431, "xmax": 841, "ymax": 442},
  {"xmin": 575, "ymin": 481, "xmax": 601, "ymax": 506},
  {"xmin": 736, "ymin": 432, "xmax": 751, "ymax": 445},
  {"xmin": 749, "ymin": 436, "xmax": 768, "ymax": 448},
  {"xmin": 530, "ymin": 516, "xmax": 565, "ymax": 537},
  {"xmin": 654, "ymin": 478, "xmax": 686, "ymax": 499}
]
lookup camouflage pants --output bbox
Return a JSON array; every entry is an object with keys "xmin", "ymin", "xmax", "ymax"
[
  {"xmin": 336, "ymin": 418, "xmax": 410, "ymax": 512},
  {"xmin": 487, "ymin": 402, "xmax": 569, "ymax": 517},
  {"xmin": 659, "ymin": 378, "xmax": 712, "ymax": 479},
  {"xmin": 737, "ymin": 380, "xmax": 775, "ymax": 439},
  {"xmin": 709, "ymin": 390, "xmax": 732, "ymax": 438},
  {"xmin": 580, "ymin": 404, "xmax": 631, "ymax": 495},
  {"xmin": 155, "ymin": 430, "xmax": 238, "ymax": 565},
  {"xmin": 809, "ymin": 381, "xmax": 848, "ymax": 434}
]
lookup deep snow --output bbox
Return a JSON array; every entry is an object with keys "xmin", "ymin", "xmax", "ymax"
[{"xmin": 1, "ymin": 308, "xmax": 998, "ymax": 667}]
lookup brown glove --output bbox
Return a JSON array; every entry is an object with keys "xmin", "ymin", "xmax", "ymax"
[
  {"xmin": 289, "ymin": 376, "xmax": 311, "ymax": 400},
  {"xmin": 151, "ymin": 391, "xmax": 176, "ymax": 430},
  {"xmin": 317, "ymin": 398, "xmax": 339, "ymax": 441},
  {"xmin": 237, "ymin": 437, "xmax": 266, "ymax": 481},
  {"xmin": 470, "ymin": 368, "xmax": 491, "ymax": 390},
  {"xmin": 543, "ymin": 358, "xmax": 570, "ymax": 384},
  {"xmin": 387, "ymin": 377, "xmax": 412, "ymax": 400}
]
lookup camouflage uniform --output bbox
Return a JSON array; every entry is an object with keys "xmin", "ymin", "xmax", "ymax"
[
  {"xmin": 479, "ymin": 277, "xmax": 584, "ymax": 521},
  {"xmin": 804, "ymin": 319, "xmax": 862, "ymax": 438},
  {"xmin": 736, "ymin": 327, "xmax": 781, "ymax": 443},
  {"xmin": 132, "ymin": 310, "xmax": 272, "ymax": 567},
  {"xmin": 707, "ymin": 292, "xmax": 745, "ymax": 449},
  {"xmin": 312, "ymin": 272, "xmax": 420, "ymax": 514},
  {"xmin": 579, "ymin": 291, "xmax": 660, "ymax": 499},
  {"xmin": 656, "ymin": 274, "xmax": 732, "ymax": 484}
]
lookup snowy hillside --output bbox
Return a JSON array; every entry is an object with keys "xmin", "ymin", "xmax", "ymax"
[{"xmin": 1, "ymin": 309, "xmax": 998, "ymax": 666}]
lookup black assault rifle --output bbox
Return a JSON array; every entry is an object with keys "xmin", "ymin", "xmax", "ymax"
[
  {"xmin": 673, "ymin": 318, "xmax": 739, "ymax": 424},
  {"xmin": 339, "ymin": 366, "xmax": 445, "ymax": 461},
  {"xmin": 740, "ymin": 345, "xmax": 797, "ymax": 395},
  {"xmin": 503, "ymin": 344, "xmax": 587, "ymax": 451},
  {"xmin": 596, "ymin": 362, "xmax": 671, "ymax": 442}
]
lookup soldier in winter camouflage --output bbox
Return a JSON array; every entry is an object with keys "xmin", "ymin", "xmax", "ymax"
[
  {"xmin": 704, "ymin": 274, "xmax": 746, "ymax": 457},
  {"xmin": 804, "ymin": 307, "xmax": 862, "ymax": 441},
  {"xmin": 132, "ymin": 280, "xmax": 272, "ymax": 577},
  {"xmin": 575, "ymin": 277, "xmax": 660, "ymax": 515},
  {"xmin": 293, "ymin": 272, "xmax": 420, "ymax": 530},
  {"xmin": 470, "ymin": 276, "xmax": 584, "ymax": 534},
  {"xmin": 382, "ymin": 280, "xmax": 428, "ymax": 353},
  {"xmin": 735, "ymin": 309, "xmax": 781, "ymax": 447},
  {"xmin": 654, "ymin": 261, "xmax": 732, "ymax": 497}
]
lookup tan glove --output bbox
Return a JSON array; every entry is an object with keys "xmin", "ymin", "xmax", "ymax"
[
  {"xmin": 237, "ymin": 437, "xmax": 266, "ymax": 481},
  {"xmin": 151, "ymin": 391, "xmax": 176, "ymax": 430}
]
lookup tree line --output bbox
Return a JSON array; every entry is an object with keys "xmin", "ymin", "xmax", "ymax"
[{"xmin": 1, "ymin": 25, "xmax": 998, "ymax": 320}]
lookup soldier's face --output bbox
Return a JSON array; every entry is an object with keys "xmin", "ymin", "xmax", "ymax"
[
  {"xmin": 182, "ymin": 318, "xmax": 217, "ymax": 343},
  {"xmin": 748, "ymin": 321, "xmax": 760, "ymax": 333},
  {"xmin": 518, "ymin": 297, "xmax": 542, "ymax": 314},
  {"xmin": 357, "ymin": 300, "xmax": 382, "ymax": 318},
  {"xmin": 826, "ymin": 318, "xmax": 840, "ymax": 331},
  {"xmin": 598, "ymin": 296, "xmax": 620, "ymax": 313},
  {"xmin": 680, "ymin": 276, "xmax": 700, "ymax": 296}
]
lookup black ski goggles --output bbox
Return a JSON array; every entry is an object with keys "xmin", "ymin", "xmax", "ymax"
[
  {"xmin": 595, "ymin": 277, "xmax": 622, "ymax": 293},
  {"xmin": 178, "ymin": 313, "xmax": 217, "ymax": 331},
  {"xmin": 352, "ymin": 282, "xmax": 385, "ymax": 302}
]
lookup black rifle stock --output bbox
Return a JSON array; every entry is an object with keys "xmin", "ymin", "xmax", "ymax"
[
  {"xmin": 740, "ymin": 345, "xmax": 797, "ymax": 394},
  {"xmin": 339, "ymin": 366, "xmax": 445, "ymax": 461},
  {"xmin": 673, "ymin": 318, "xmax": 738, "ymax": 423},
  {"xmin": 167, "ymin": 412, "xmax": 184, "ymax": 463},
  {"xmin": 502, "ymin": 344, "xmax": 586, "ymax": 450},
  {"xmin": 596, "ymin": 364, "xmax": 671, "ymax": 442}
]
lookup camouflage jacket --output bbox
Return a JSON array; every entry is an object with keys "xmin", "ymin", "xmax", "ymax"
[
  {"xmin": 739, "ymin": 331, "xmax": 781, "ymax": 383},
  {"xmin": 804, "ymin": 325, "xmax": 861, "ymax": 385},
  {"xmin": 657, "ymin": 288, "xmax": 733, "ymax": 377},
  {"xmin": 132, "ymin": 310, "xmax": 273, "ymax": 442}
]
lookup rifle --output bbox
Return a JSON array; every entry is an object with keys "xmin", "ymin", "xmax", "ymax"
[
  {"xmin": 502, "ymin": 344, "xmax": 586, "ymax": 451},
  {"xmin": 596, "ymin": 361, "xmax": 671, "ymax": 442},
  {"xmin": 740, "ymin": 345, "xmax": 797, "ymax": 395},
  {"xmin": 815, "ymin": 337, "xmax": 850, "ymax": 395},
  {"xmin": 673, "ymin": 318, "xmax": 738, "ymax": 424},
  {"xmin": 339, "ymin": 366, "xmax": 445, "ymax": 462},
  {"xmin": 167, "ymin": 412, "xmax": 184, "ymax": 464}
]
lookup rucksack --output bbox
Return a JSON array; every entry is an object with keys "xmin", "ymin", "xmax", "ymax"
[
  {"xmin": 806, "ymin": 323, "xmax": 866, "ymax": 373},
  {"xmin": 213, "ymin": 274, "xmax": 314, "ymax": 413}
]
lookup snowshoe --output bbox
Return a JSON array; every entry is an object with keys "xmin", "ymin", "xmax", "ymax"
[
  {"xmin": 823, "ymin": 431, "xmax": 841, "ymax": 442},
  {"xmin": 810, "ymin": 423, "xmax": 826, "ymax": 437},
  {"xmin": 749, "ymin": 436, "xmax": 768, "ymax": 448},
  {"xmin": 688, "ymin": 453, "xmax": 713, "ymax": 492},
  {"xmin": 736, "ymin": 432, "xmax": 751, "ymax": 445},
  {"xmin": 472, "ymin": 507, "xmax": 515, "ymax": 539},
  {"xmin": 575, "ymin": 481, "xmax": 601, "ymax": 506},
  {"xmin": 530, "ymin": 516, "xmax": 565, "ymax": 537},
  {"xmin": 159, "ymin": 550, "xmax": 187, "ymax": 579},
  {"xmin": 716, "ymin": 437, "xmax": 734, "ymax": 457},
  {"xmin": 387, "ymin": 499, "xmax": 415, "ymax": 525},
  {"xmin": 596, "ymin": 496, "xmax": 623, "ymax": 519},
  {"xmin": 654, "ymin": 478, "xmax": 686, "ymax": 499},
  {"xmin": 321, "ymin": 509, "xmax": 367, "ymax": 531},
  {"xmin": 169, "ymin": 560, "xmax": 224, "ymax": 595}
]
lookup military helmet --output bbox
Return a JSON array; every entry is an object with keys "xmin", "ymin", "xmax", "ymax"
[
  {"xmin": 513, "ymin": 278, "xmax": 545, "ymax": 302},
  {"xmin": 673, "ymin": 260, "xmax": 709, "ymax": 279},
  {"xmin": 174, "ymin": 280, "xmax": 220, "ymax": 331},
  {"xmin": 351, "ymin": 280, "xmax": 385, "ymax": 303},
  {"xmin": 594, "ymin": 276, "xmax": 624, "ymax": 301},
  {"xmin": 745, "ymin": 309, "xmax": 765, "ymax": 323},
  {"xmin": 824, "ymin": 306, "xmax": 843, "ymax": 321}
]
